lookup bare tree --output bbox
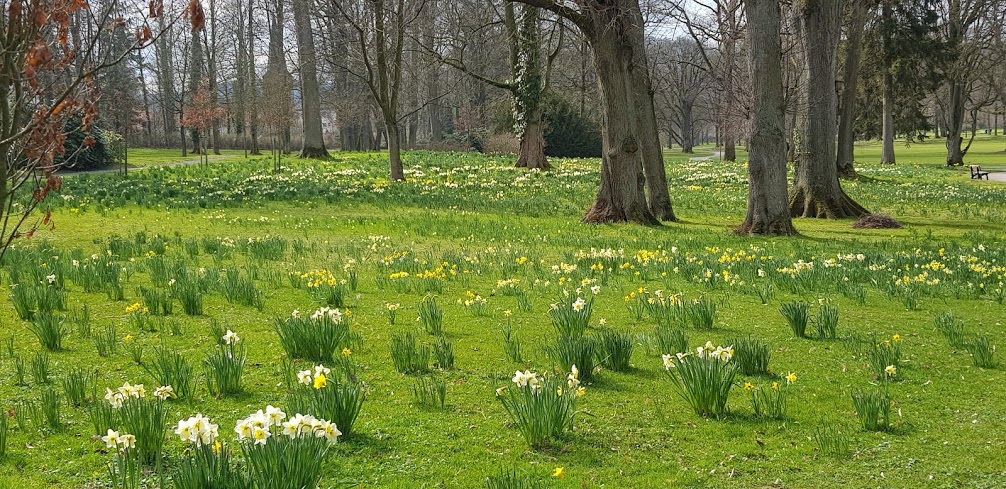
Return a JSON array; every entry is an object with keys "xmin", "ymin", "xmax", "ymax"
[
  {"xmin": 322, "ymin": 0, "xmax": 425, "ymax": 180},
  {"xmin": 938, "ymin": 0, "xmax": 1005, "ymax": 166}
]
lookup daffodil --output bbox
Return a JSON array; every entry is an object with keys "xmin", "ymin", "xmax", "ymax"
[
  {"xmin": 885, "ymin": 365, "xmax": 897, "ymax": 377},
  {"xmin": 313, "ymin": 372, "xmax": 328, "ymax": 389},
  {"xmin": 743, "ymin": 382, "xmax": 754, "ymax": 391},
  {"xmin": 552, "ymin": 467, "xmax": 566, "ymax": 479},
  {"xmin": 786, "ymin": 372, "xmax": 797, "ymax": 384}
]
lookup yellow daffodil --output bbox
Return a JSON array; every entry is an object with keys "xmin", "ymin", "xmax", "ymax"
[
  {"xmin": 743, "ymin": 382, "xmax": 754, "ymax": 391},
  {"xmin": 313, "ymin": 373, "xmax": 327, "ymax": 389},
  {"xmin": 552, "ymin": 467, "xmax": 566, "ymax": 479},
  {"xmin": 786, "ymin": 372, "xmax": 797, "ymax": 384}
]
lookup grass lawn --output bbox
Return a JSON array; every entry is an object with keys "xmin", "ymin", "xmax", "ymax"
[{"xmin": 3, "ymin": 148, "xmax": 1006, "ymax": 488}]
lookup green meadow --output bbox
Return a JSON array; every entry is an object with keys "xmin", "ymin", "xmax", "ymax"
[{"xmin": 1, "ymin": 138, "xmax": 1005, "ymax": 488}]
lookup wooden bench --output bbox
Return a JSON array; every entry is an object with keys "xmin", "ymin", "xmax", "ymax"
[{"xmin": 970, "ymin": 165, "xmax": 990, "ymax": 180}]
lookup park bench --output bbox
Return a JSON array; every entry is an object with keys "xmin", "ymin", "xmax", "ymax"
[{"xmin": 970, "ymin": 165, "xmax": 990, "ymax": 180}]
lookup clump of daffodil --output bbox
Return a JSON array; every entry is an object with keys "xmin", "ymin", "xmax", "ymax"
[
  {"xmin": 234, "ymin": 406, "xmax": 340, "ymax": 489},
  {"xmin": 291, "ymin": 360, "xmax": 365, "ymax": 438},
  {"xmin": 497, "ymin": 367, "xmax": 584, "ymax": 448},
  {"xmin": 866, "ymin": 334, "xmax": 902, "ymax": 382},
  {"xmin": 663, "ymin": 341, "xmax": 737, "ymax": 418},
  {"xmin": 746, "ymin": 372, "xmax": 796, "ymax": 419}
]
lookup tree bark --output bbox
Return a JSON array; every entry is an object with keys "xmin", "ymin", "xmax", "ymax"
[
  {"xmin": 679, "ymin": 100, "xmax": 694, "ymax": 153},
  {"xmin": 247, "ymin": 0, "xmax": 261, "ymax": 155},
  {"xmin": 156, "ymin": 15, "xmax": 177, "ymax": 147},
  {"xmin": 387, "ymin": 121, "xmax": 404, "ymax": 180},
  {"xmin": 738, "ymin": 0, "xmax": 796, "ymax": 235},
  {"xmin": 945, "ymin": 77, "xmax": 966, "ymax": 166},
  {"xmin": 881, "ymin": 76, "xmax": 896, "ymax": 164},
  {"xmin": 207, "ymin": 0, "xmax": 221, "ymax": 155},
  {"xmin": 626, "ymin": 0, "xmax": 675, "ymax": 221},
  {"xmin": 510, "ymin": 4, "xmax": 551, "ymax": 170},
  {"xmin": 879, "ymin": 1, "xmax": 895, "ymax": 164},
  {"xmin": 511, "ymin": 0, "xmax": 673, "ymax": 224},
  {"xmin": 836, "ymin": 0, "xmax": 867, "ymax": 178},
  {"xmin": 790, "ymin": 0, "xmax": 869, "ymax": 218},
  {"xmin": 582, "ymin": 15, "xmax": 659, "ymax": 225},
  {"xmin": 293, "ymin": 0, "xmax": 329, "ymax": 158},
  {"xmin": 515, "ymin": 109, "xmax": 548, "ymax": 168}
]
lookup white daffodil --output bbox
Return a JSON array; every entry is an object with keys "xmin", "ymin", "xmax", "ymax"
[
  {"xmin": 101, "ymin": 429, "xmax": 120, "ymax": 449},
  {"xmin": 222, "ymin": 329, "xmax": 240, "ymax": 345}
]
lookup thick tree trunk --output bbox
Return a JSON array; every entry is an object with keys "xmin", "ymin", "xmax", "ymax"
[
  {"xmin": 738, "ymin": 0, "xmax": 796, "ymax": 235},
  {"xmin": 945, "ymin": 77, "xmax": 966, "ymax": 166},
  {"xmin": 836, "ymin": 0, "xmax": 867, "ymax": 178},
  {"xmin": 387, "ymin": 122, "xmax": 405, "ymax": 181},
  {"xmin": 515, "ymin": 110, "xmax": 549, "ymax": 169},
  {"xmin": 880, "ymin": 71, "xmax": 896, "ymax": 164},
  {"xmin": 679, "ymin": 101, "xmax": 694, "ymax": 153},
  {"xmin": 156, "ymin": 16, "xmax": 177, "ymax": 147},
  {"xmin": 720, "ymin": 12, "xmax": 738, "ymax": 162},
  {"xmin": 790, "ymin": 0, "xmax": 869, "ymax": 219},
  {"xmin": 293, "ymin": 0, "xmax": 329, "ymax": 158},
  {"xmin": 511, "ymin": 5, "xmax": 550, "ymax": 170},
  {"xmin": 424, "ymin": 0, "xmax": 442, "ymax": 143},
  {"xmin": 626, "ymin": 0, "xmax": 675, "ymax": 221},
  {"xmin": 582, "ymin": 20, "xmax": 658, "ymax": 225}
]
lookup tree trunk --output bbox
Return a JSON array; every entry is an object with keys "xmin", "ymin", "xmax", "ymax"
[
  {"xmin": 424, "ymin": 0, "xmax": 442, "ymax": 143},
  {"xmin": 293, "ymin": 0, "xmax": 329, "ymax": 158},
  {"xmin": 881, "ymin": 77, "xmax": 895, "ymax": 164},
  {"xmin": 247, "ymin": 0, "xmax": 261, "ymax": 155},
  {"xmin": 945, "ymin": 77, "xmax": 966, "ymax": 166},
  {"xmin": 679, "ymin": 100, "xmax": 694, "ymax": 153},
  {"xmin": 207, "ymin": 0, "xmax": 221, "ymax": 155},
  {"xmin": 582, "ymin": 18, "xmax": 659, "ymax": 225},
  {"xmin": 738, "ymin": 0, "xmax": 796, "ymax": 235},
  {"xmin": 626, "ymin": 0, "xmax": 675, "ymax": 221},
  {"xmin": 720, "ymin": 9, "xmax": 738, "ymax": 162},
  {"xmin": 836, "ymin": 0, "xmax": 867, "ymax": 178},
  {"xmin": 156, "ymin": 15, "xmax": 177, "ymax": 147},
  {"xmin": 387, "ymin": 121, "xmax": 404, "ymax": 180},
  {"xmin": 790, "ymin": 0, "xmax": 869, "ymax": 218},
  {"xmin": 515, "ymin": 109, "xmax": 549, "ymax": 169}
]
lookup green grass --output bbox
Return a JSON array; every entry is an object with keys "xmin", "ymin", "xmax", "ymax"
[
  {"xmin": 680, "ymin": 133, "xmax": 1006, "ymax": 170},
  {"xmin": 1, "ymin": 147, "xmax": 1005, "ymax": 487}
]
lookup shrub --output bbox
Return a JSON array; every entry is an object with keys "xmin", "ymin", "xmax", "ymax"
[{"xmin": 55, "ymin": 117, "xmax": 123, "ymax": 171}]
